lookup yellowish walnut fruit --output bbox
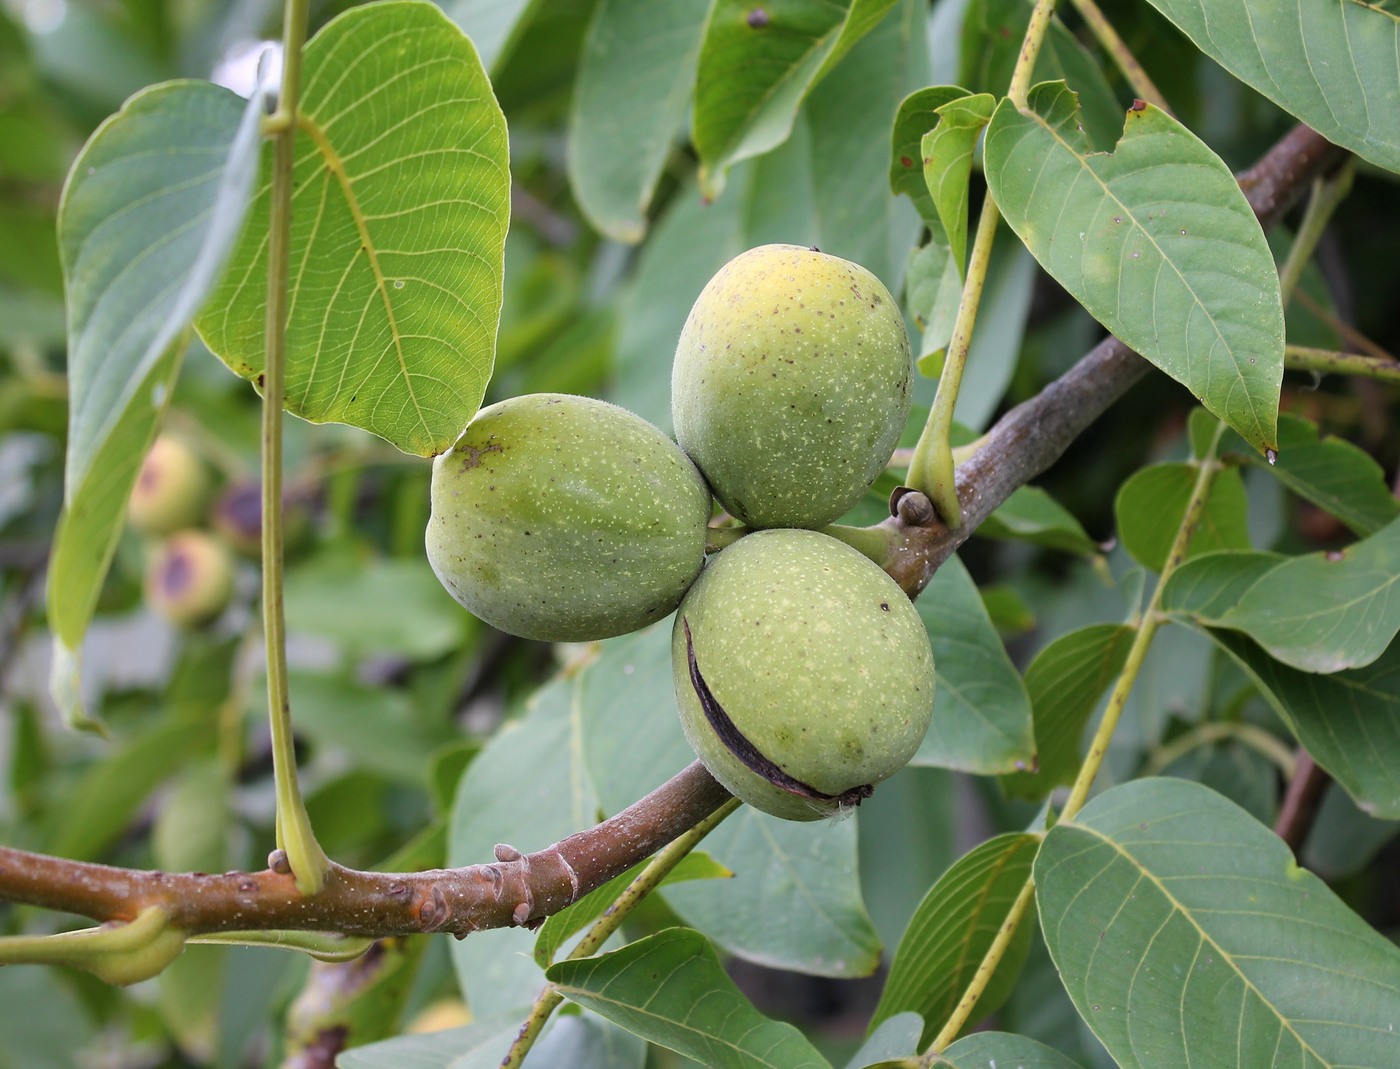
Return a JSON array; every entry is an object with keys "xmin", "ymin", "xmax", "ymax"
[
  {"xmin": 672, "ymin": 244, "xmax": 913, "ymax": 529},
  {"xmin": 672, "ymin": 529, "xmax": 934, "ymax": 821},
  {"xmin": 128, "ymin": 434, "xmax": 210, "ymax": 536},
  {"xmin": 427, "ymin": 393, "xmax": 712, "ymax": 642},
  {"xmin": 144, "ymin": 530, "xmax": 235, "ymax": 627}
]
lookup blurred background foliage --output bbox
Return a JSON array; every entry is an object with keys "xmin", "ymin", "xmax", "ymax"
[{"xmin": 0, "ymin": 0, "xmax": 1396, "ymax": 1066}]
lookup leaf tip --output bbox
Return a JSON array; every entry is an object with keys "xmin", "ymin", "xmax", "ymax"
[{"xmin": 49, "ymin": 640, "xmax": 108, "ymax": 737}]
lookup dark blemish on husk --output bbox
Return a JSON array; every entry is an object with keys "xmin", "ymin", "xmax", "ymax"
[
  {"xmin": 683, "ymin": 618, "xmax": 873, "ymax": 807},
  {"xmin": 458, "ymin": 442, "xmax": 504, "ymax": 471}
]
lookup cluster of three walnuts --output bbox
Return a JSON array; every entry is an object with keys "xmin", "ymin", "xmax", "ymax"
[{"xmin": 426, "ymin": 245, "xmax": 935, "ymax": 820}]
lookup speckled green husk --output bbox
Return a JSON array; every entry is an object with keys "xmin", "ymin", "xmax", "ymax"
[
  {"xmin": 672, "ymin": 244, "xmax": 913, "ymax": 529},
  {"xmin": 672, "ymin": 529, "xmax": 934, "ymax": 821},
  {"xmin": 427, "ymin": 394, "xmax": 711, "ymax": 642}
]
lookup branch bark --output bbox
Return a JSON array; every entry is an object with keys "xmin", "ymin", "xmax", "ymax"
[
  {"xmin": 0, "ymin": 123, "xmax": 1347, "ymax": 942},
  {"xmin": 1274, "ymin": 750, "xmax": 1332, "ymax": 854},
  {"xmin": 0, "ymin": 762, "xmax": 731, "ymax": 937}
]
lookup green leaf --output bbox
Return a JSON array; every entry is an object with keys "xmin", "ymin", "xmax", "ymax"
[
  {"xmin": 665, "ymin": 806, "xmax": 883, "ymax": 977},
  {"xmin": 1114, "ymin": 462, "xmax": 1250, "ymax": 572},
  {"xmin": 984, "ymin": 83, "xmax": 1284, "ymax": 454},
  {"xmin": 46, "ymin": 719, "xmax": 215, "ymax": 860},
  {"xmin": 449, "ymin": 677, "xmax": 600, "ymax": 1017},
  {"xmin": 439, "ymin": 0, "xmax": 543, "ymax": 71},
  {"xmin": 281, "ymin": 670, "xmax": 450, "ymax": 785},
  {"xmin": 568, "ymin": 0, "xmax": 708, "ymax": 242},
  {"xmin": 978, "ymin": 485, "xmax": 1099, "ymax": 557},
  {"xmin": 59, "ymin": 78, "xmax": 258, "ymax": 497},
  {"xmin": 198, "ymin": 1, "xmax": 511, "ymax": 457},
  {"xmin": 1001, "ymin": 624, "xmax": 1135, "ymax": 800},
  {"xmin": 1146, "ymin": 0, "xmax": 1400, "ymax": 175},
  {"xmin": 889, "ymin": 85, "xmax": 970, "ymax": 230},
  {"xmin": 0, "ymin": 967, "xmax": 96, "ymax": 1069},
  {"xmin": 533, "ymin": 851, "xmax": 732, "ymax": 967},
  {"xmin": 339, "ymin": 1011, "xmax": 644, "ymax": 1069},
  {"xmin": 577, "ymin": 623, "xmax": 883, "ymax": 978},
  {"xmin": 1165, "ymin": 520, "xmax": 1400, "ymax": 673},
  {"xmin": 1159, "ymin": 549, "xmax": 1285, "ymax": 620},
  {"xmin": 914, "ymin": 556, "xmax": 1036, "ymax": 774},
  {"xmin": 843, "ymin": 1013, "xmax": 922, "ymax": 1067},
  {"xmin": 283, "ymin": 552, "xmax": 471, "ymax": 661},
  {"xmin": 152, "ymin": 758, "xmax": 230, "ymax": 874},
  {"xmin": 1036, "ymin": 778, "xmax": 1400, "ymax": 1069},
  {"xmin": 871, "ymin": 833, "xmax": 1038, "ymax": 1045},
  {"xmin": 1230, "ymin": 413, "xmax": 1400, "ymax": 537},
  {"xmin": 692, "ymin": 0, "xmax": 899, "ymax": 197},
  {"xmin": 934, "ymin": 1031, "xmax": 1088, "ymax": 1068},
  {"xmin": 1201, "ymin": 629, "xmax": 1400, "ymax": 819},
  {"xmin": 548, "ymin": 928, "xmax": 833, "ymax": 1069},
  {"xmin": 921, "ymin": 92, "xmax": 994, "ymax": 272},
  {"xmin": 49, "ymin": 78, "xmax": 263, "ymax": 727},
  {"xmin": 907, "ymin": 234, "xmax": 961, "ymax": 370}
]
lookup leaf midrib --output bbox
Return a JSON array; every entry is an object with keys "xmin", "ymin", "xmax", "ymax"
[
  {"xmin": 294, "ymin": 113, "xmax": 429, "ymax": 437},
  {"xmin": 1069, "ymin": 820, "xmax": 1335, "ymax": 1067},
  {"xmin": 1017, "ymin": 99, "xmax": 1269, "ymax": 447}
]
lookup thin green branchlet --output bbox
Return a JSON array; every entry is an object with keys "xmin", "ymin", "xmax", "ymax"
[
  {"xmin": 904, "ymin": 0, "xmax": 1058, "ymax": 527},
  {"xmin": 499, "ymin": 798, "xmax": 741, "ymax": 1069},
  {"xmin": 919, "ymin": 420, "xmax": 1227, "ymax": 1059},
  {"xmin": 261, "ymin": 0, "xmax": 328, "ymax": 897},
  {"xmin": 1285, "ymin": 345, "xmax": 1400, "ymax": 383},
  {"xmin": 1278, "ymin": 159, "xmax": 1355, "ymax": 306},
  {"xmin": 1068, "ymin": 0, "xmax": 1172, "ymax": 113}
]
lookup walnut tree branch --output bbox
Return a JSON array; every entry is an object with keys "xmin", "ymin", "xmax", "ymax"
[
  {"xmin": 0, "ymin": 761, "xmax": 730, "ymax": 937},
  {"xmin": 0, "ymin": 124, "xmax": 1346, "ymax": 944}
]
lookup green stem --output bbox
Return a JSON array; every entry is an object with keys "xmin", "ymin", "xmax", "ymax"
[
  {"xmin": 1278, "ymin": 159, "xmax": 1354, "ymax": 305},
  {"xmin": 921, "ymin": 420, "xmax": 1226, "ymax": 1058},
  {"xmin": 905, "ymin": 192, "xmax": 1002, "ymax": 528},
  {"xmin": 1007, "ymin": 0, "xmax": 1060, "ymax": 108},
  {"xmin": 704, "ymin": 525, "xmax": 748, "ymax": 553},
  {"xmin": 819, "ymin": 523, "xmax": 898, "ymax": 567},
  {"xmin": 1067, "ymin": 0, "xmax": 1171, "ymax": 113},
  {"xmin": 905, "ymin": 0, "xmax": 1057, "ymax": 527},
  {"xmin": 1291, "ymin": 289, "xmax": 1398, "ymax": 363},
  {"xmin": 1145, "ymin": 721, "xmax": 1296, "ymax": 778},
  {"xmin": 1060, "ymin": 421, "xmax": 1226, "ymax": 822},
  {"xmin": 500, "ymin": 798, "xmax": 741, "ymax": 1069},
  {"xmin": 263, "ymin": 0, "xmax": 327, "ymax": 897},
  {"xmin": 919, "ymin": 877, "xmax": 1038, "ymax": 1060},
  {"xmin": 1285, "ymin": 345, "xmax": 1400, "ymax": 384}
]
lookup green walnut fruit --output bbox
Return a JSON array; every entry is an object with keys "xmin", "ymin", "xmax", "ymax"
[
  {"xmin": 427, "ymin": 393, "xmax": 712, "ymax": 642},
  {"xmin": 128, "ymin": 434, "xmax": 210, "ymax": 536},
  {"xmin": 672, "ymin": 528, "xmax": 934, "ymax": 821},
  {"xmin": 672, "ymin": 244, "xmax": 913, "ymax": 529},
  {"xmin": 144, "ymin": 530, "xmax": 234, "ymax": 627}
]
